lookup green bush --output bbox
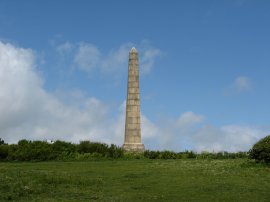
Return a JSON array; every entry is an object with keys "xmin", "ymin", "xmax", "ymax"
[
  {"xmin": 12, "ymin": 140, "xmax": 32, "ymax": 161},
  {"xmin": 8, "ymin": 140, "xmax": 54, "ymax": 161},
  {"xmin": 159, "ymin": 150, "xmax": 177, "ymax": 159},
  {"xmin": 177, "ymin": 151, "xmax": 196, "ymax": 159},
  {"xmin": 0, "ymin": 138, "xmax": 250, "ymax": 161},
  {"xmin": 78, "ymin": 141, "xmax": 109, "ymax": 155},
  {"xmin": 0, "ymin": 138, "xmax": 5, "ymax": 145},
  {"xmin": 74, "ymin": 152, "xmax": 104, "ymax": 160},
  {"xmin": 0, "ymin": 144, "xmax": 9, "ymax": 159},
  {"xmin": 123, "ymin": 152, "xmax": 144, "ymax": 159},
  {"xmin": 52, "ymin": 140, "xmax": 77, "ymax": 158},
  {"xmin": 144, "ymin": 150, "xmax": 160, "ymax": 159},
  {"xmin": 107, "ymin": 144, "xmax": 124, "ymax": 158},
  {"xmin": 249, "ymin": 135, "xmax": 270, "ymax": 164}
]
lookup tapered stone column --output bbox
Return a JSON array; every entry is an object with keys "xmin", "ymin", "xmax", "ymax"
[{"xmin": 123, "ymin": 47, "xmax": 145, "ymax": 152}]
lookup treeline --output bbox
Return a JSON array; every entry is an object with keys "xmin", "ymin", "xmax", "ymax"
[
  {"xmin": 143, "ymin": 150, "xmax": 248, "ymax": 159},
  {"xmin": 0, "ymin": 140, "xmax": 123, "ymax": 161},
  {"xmin": 0, "ymin": 139, "xmax": 248, "ymax": 161}
]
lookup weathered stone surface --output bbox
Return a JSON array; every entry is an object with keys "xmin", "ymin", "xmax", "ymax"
[{"xmin": 123, "ymin": 47, "xmax": 144, "ymax": 152}]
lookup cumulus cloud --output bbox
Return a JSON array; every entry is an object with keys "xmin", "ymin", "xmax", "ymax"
[
  {"xmin": 141, "ymin": 110, "xmax": 268, "ymax": 152},
  {"xmin": 0, "ymin": 41, "xmax": 161, "ymax": 146},
  {"xmin": 0, "ymin": 41, "xmax": 116, "ymax": 144},
  {"xmin": 191, "ymin": 124, "xmax": 263, "ymax": 152}
]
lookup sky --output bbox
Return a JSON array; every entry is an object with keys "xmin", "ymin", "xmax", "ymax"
[{"xmin": 0, "ymin": 0, "xmax": 270, "ymax": 152}]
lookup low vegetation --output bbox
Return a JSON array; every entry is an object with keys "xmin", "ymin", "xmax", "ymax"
[
  {"xmin": 0, "ymin": 159, "xmax": 269, "ymax": 201},
  {"xmin": 0, "ymin": 138, "xmax": 249, "ymax": 161},
  {"xmin": 0, "ymin": 137, "xmax": 269, "ymax": 201},
  {"xmin": 249, "ymin": 135, "xmax": 270, "ymax": 164},
  {"xmin": 0, "ymin": 139, "xmax": 124, "ymax": 161}
]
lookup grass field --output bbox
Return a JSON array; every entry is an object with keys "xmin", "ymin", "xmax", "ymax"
[{"xmin": 0, "ymin": 159, "xmax": 269, "ymax": 201}]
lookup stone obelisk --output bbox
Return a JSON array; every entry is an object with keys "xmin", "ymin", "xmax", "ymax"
[{"xmin": 123, "ymin": 47, "xmax": 145, "ymax": 152}]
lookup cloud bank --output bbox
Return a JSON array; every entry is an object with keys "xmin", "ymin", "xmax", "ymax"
[
  {"xmin": 0, "ymin": 41, "xmax": 268, "ymax": 152},
  {"xmin": 0, "ymin": 41, "xmax": 112, "ymax": 143}
]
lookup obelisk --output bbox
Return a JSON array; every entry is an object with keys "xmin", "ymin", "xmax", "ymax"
[{"xmin": 123, "ymin": 47, "xmax": 145, "ymax": 152}]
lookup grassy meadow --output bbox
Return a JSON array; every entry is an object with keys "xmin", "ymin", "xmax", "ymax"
[{"xmin": 0, "ymin": 159, "xmax": 270, "ymax": 201}]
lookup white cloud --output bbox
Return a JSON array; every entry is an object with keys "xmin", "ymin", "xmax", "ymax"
[
  {"xmin": 0, "ymin": 41, "xmax": 116, "ymax": 144},
  {"xmin": 140, "ymin": 111, "xmax": 269, "ymax": 152},
  {"xmin": 101, "ymin": 43, "xmax": 132, "ymax": 74},
  {"xmin": 56, "ymin": 41, "xmax": 162, "ymax": 76},
  {"xmin": 176, "ymin": 111, "xmax": 204, "ymax": 128},
  {"xmin": 234, "ymin": 76, "xmax": 251, "ymax": 91},
  {"xmin": 73, "ymin": 43, "xmax": 100, "ymax": 72},
  {"xmin": 0, "ymin": 41, "xmax": 161, "ymax": 147},
  {"xmin": 56, "ymin": 41, "xmax": 73, "ymax": 55},
  {"xmin": 225, "ymin": 76, "xmax": 252, "ymax": 95},
  {"xmin": 140, "ymin": 48, "xmax": 162, "ymax": 74},
  {"xmin": 0, "ymin": 41, "xmax": 267, "ymax": 152},
  {"xmin": 191, "ymin": 124, "xmax": 264, "ymax": 152},
  {"xmin": 100, "ymin": 41, "xmax": 162, "ymax": 75}
]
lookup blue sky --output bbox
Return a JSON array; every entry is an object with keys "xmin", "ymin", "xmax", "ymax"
[{"xmin": 0, "ymin": 0, "xmax": 269, "ymax": 151}]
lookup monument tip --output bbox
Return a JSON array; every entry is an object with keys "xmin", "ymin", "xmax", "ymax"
[{"xmin": 130, "ymin": 47, "xmax": 137, "ymax": 53}]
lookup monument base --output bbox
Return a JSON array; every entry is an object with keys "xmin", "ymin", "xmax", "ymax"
[{"xmin": 122, "ymin": 143, "xmax": 145, "ymax": 152}]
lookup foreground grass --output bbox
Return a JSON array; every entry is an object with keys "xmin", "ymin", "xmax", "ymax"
[{"xmin": 0, "ymin": 159, "xmax": 269, "ymax": 201}]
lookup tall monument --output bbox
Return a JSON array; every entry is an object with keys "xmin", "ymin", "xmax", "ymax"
[{"xmin": 123, "ymin": 47, "xmax": 145, "ymax": 152}]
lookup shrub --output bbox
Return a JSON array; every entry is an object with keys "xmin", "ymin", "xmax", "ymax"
[
  {"xmin": 75, "ymin": 152, "xmax": 104, "ymax": 160},
  {"xmin": 13, "ymin": 140, "xmax": 32, "ymax": 161},
  {"xmin": 8, "ymin": 140, "xmax": 54, "ymax": 161},
  {"xmin": 52, "ymin": 140, "xmax": 77, "ymax": 158},
  {"xmin": 144, "ymin": 150, "xmax": 160, "ymax": 159},
  {"xmin": 197, "ymin": 151, "xmax": 214, "ymax": 159},
  {"xmin": 234, "ymin": 152, "xmax": 248, "ymax": 158},
  {"xmin": 0, "ymin": 138, "xmax": 5, "ymax": 145},
  {"xmin": 123, "ymin": 152, "xmax": 144, "ymax": 159},
  {"xmin": 159, "ymin": 150, "xmax": 177, "ymax": 159},
  {"xmin": 249, "ymin": 135, "xmax": 270, "ymax": 164},
  {"xmin": 78, "ymin": 141, "xmax": 109, "ymax": 155},
  {"xmin": 107, "ymin": 144, "xmax": 124, "ymax": 158},
  {"xmin": 178, "ymin": 151, "xmax": 196, "ymax": 159},
  {"xmin": 27, "ymin": 141, "xmax": 53, "ymax": 161},
  {"xmin": 0, "ymin": 144, "xmax": 9, "ymax": 160}
]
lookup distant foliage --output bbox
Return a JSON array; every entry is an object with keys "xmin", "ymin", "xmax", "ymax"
[
  {"xmin": 8, "ymin": 140, "xmax": 53, "ymax": 161},
  {"xmin": 0, "ymin": 144, "xmax": 8, "ymax": 160},
  {"xmin": 0, "ymin": 139, "xmax": 124, "ymax": 161},
  {"xmin": 143, "ymin": 150, "xmax": 247, "ymax": 160},
  {"xmin": 143, "ymin": 150, "xmax": 161, "ymax": 159},
  {"xmin": 249, "ymin": 135, "xmax": 270, "ymax": 164},
  {"xmin": 0, "ymin": 138, "xmax": 249, "ymax": 161},
  {"xmin": 197, "ymin": 151, "xmax": 248, "ymax": 159},
  {"xmin": 0, "ymin": 138, "xmax": 5, "ymax": 145},
  {"xmin": 108, "ymin": 144, "xmax": 124, "ymax": 158},
  {"xmin": 78, "ymin": 141, "xmax": 109, "ymax": 155},
  {"xmin": 0, "ymin": 138, "xmax": 8, "ymax": 160}
]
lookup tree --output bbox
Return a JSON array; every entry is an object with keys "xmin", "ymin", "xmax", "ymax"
[
  {"xmin": 0, "ymin": 138, "xmax": 5, "ymax": 145},
  {"xmin": 249, "ymin": 135, "xmax": 270, "ymax": 164}
]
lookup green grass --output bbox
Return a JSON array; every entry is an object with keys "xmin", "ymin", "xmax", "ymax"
[{"xmin": 0, "ymin": 159, "xmax": 269, "ymax": 201}]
